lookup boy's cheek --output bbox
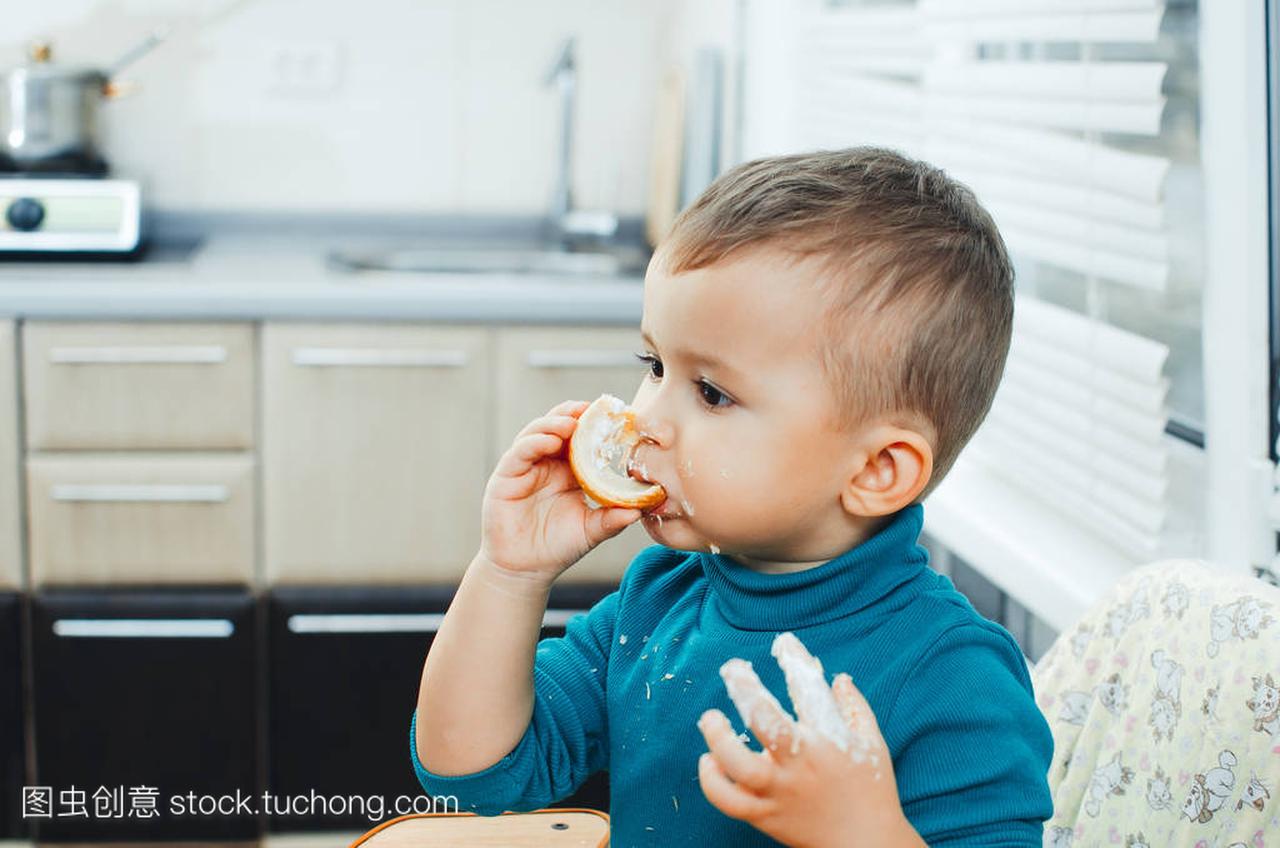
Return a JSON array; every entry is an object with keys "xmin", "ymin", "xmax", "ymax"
[{"xmin": 702, "ymin": 454, "xmax": 775, "ymax": 505}]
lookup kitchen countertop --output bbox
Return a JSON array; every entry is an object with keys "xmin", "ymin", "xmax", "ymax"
[{"xmin": 0, "ymin": 216, "xmax": 647, "ymax": 324}]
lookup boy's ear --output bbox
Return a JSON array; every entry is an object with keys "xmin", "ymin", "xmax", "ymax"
[{"xmin": 839, "ymin": 425, "xmax": 933, "ymax": 517}]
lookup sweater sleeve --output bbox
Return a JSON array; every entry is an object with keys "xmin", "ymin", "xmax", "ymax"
[
  {"xmin": 885, "ymin": 623, "xmax": 1054, "ymax": 847},
  {"xmin": 409, "ymin": 587, "xmax": 620, "ymax": 816}
]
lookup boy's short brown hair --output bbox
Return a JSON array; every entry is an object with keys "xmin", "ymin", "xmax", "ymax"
[{"xmin": 658, "ymin": 147, "xmax": 1014, "ymax": 500}]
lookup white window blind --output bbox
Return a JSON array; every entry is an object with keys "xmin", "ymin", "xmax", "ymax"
[
  {"xmin": 970, "ymin": 296, "xmax": 1170, "ymax": 560},
  {"xmin": 742, "ymin": 0, "xmax": 1203, "ymax": 623}
]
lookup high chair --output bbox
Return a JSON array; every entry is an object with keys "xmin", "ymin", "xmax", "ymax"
[
  {"xmin": 1031, "ymin": 559, "xmax": 1280, "ymax": 846},
  {"xmin": 348, "ymin": 807, "xmax": 609, "ymax": 847}
]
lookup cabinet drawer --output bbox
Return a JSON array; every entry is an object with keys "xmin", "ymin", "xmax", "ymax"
[
  {"xmin": 494, "ymin": 326, "xmax": 650, "ymax": 583},
  {"xmin": 27, "ymin": 454, "xmax": 255, "ymax": 586},
  {"xmin": 31, "ymin": 587, "xmax": 260, "ymax": 841},
  {"xmin": 23, "ymin": 322, "xmax": 254, "ymax": 450},
  {"xmin": 263, "ymin": 324, "xmax": 489, "ymax": 585}
]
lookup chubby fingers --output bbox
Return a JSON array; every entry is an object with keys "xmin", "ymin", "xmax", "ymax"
[
  {"xmin": 719, "ymin": 658, "xmax": 797, "ymax": 756},
  {"xmin": 582, "ymin": 505, "xmax": 642, "ymax": 544},
  {"xmin": 512, "ymin": 400, "xmax": 590, "ymax": 445},
  {"xmin": 494, "ymin": 430, "xmax": 569, "ymax": 480},
  {"xmin": 832, "ymin": 672, "xmax": 883, "ymax": 757},
  {"xmin": 697, "ymin": 709, "xmax": 776, "ymax": 794},
  {"xmin": 772, "ymin": 632, "xmax": 852, "ymax": 752},
  {"xmin": 514, "ymin": 411, "xmax": 580, "ymax": 443},
  {"xmin": 544, "ymin": 399, "xmax": 590, "ymax": 420},
  {"xmin": 698, "ymin": 750, "xmax": 772, "ymax": 822},
  {"xmin": 496, "ymin": 407, "xmax": 585, "ymax": 478}
]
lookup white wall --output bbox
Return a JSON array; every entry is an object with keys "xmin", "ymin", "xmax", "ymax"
[{"xmin": 3, "ymin": 0, "xmax": 683, "ymax": 215}]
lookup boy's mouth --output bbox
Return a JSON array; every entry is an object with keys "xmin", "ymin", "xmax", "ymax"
[
  {"xmin": 626, "ymin": 451, "xmax": 659, "ymax": 489},
  {"xmin": 627, "ymin": 447, "xmax": 683, "ymax": 516}
]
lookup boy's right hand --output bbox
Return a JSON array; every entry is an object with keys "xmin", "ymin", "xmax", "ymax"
[{"xmin": 478, "ymin": 399, "xmax": 644, "ymax": 584}]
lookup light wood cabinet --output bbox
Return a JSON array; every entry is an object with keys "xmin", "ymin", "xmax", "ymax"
[
  {"xmin": 262, "ymin": 324, "xmax": 490, "ymax": 584},
  {"xmin": 22, "ymin": 321, "xmax": 255, "ymax": 451},
  {"xmin": 0, "ymin": 322, "xmax": 20, "ymax": 589},
  {"xmin": 26, "ymin": 453, "xmax": 255, "ymax": 586},
  {"xmin": 494, "ymin": 326, "xmax": 653, "ymax": 583},
  {"xmin": 11, "ymin": 319, "xmax": 654, "ymax": 590}
]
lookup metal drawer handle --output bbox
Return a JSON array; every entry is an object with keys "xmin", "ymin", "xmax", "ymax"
[
  {"xmin": 288, "ymin": 613, "xmax": 445, "ymax": 634},
  {"xmin": 286, "ymin": 608, "xmax": 589, "ymax": 634},
  {"xmin": 50, "ymin": 345, "xmax": 228, "ymax": 364},
  {"xmin": 541, "ymin": 608, "xmax": 589, "ymax": 628},
  {"xmin": 53, "ymin": 618, "xmax": 235, "ymax": 638},
  {"xmin": 526, "ymin": 350, "xmax": 639, "ymax": 369},
  {"xmin": 51, "ymin": 484, "xmax": 230, "ymax": 503},
  {"xmin": 291, "ymin": 348, "xmax": 469, "ymax": 368}
]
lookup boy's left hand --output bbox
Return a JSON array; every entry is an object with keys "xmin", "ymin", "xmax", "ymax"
[{"xmin": 696, "ymin": 632, "xmax": 927, "ymax": 848}]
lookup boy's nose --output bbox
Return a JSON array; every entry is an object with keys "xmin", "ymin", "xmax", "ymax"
[{"xmin": 630, "ymin": 408, "xmax": 673, "ymax": 447}]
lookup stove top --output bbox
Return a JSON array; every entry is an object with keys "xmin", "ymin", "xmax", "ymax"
[
  {"xmin": 0, "ymin": 151, "xmax": 109, "ymax": 177},
  {"xmin": 0, "ymin": 175, "xmax": 143, "ymax": 256}
]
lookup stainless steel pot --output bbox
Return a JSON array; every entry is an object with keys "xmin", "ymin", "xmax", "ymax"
[{"xmin": 0, "ymin": 30, "xmax": 167, "ymax": 174}]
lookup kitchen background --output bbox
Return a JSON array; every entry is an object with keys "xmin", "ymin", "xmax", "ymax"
[
  {"xmin": 0, "ymin": 0, "xmax": 1273, "ymax": 846},
  {"xmin": 4, "ymin": 0, "xmax": 733, "ymax": 214}
]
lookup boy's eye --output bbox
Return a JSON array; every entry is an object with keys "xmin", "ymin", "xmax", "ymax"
[
  {"xmin": 635, "ymin": 352, "xmax": 663, "ymax": 380},
  {"xmin": 637, "ymin": 352, "xmax": 732, "ymax": 410},
  {"xmin": 698, "ymin": 380, "xmax": 731, "ymax": 409}
]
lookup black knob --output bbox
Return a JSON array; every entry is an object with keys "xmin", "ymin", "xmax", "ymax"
[{"xmin": 6, "ymin": 197, "xmax": 45, "ymax": 232}]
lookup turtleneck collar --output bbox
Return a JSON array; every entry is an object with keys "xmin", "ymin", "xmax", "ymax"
[{"xmin": 697, "ymin": 504, "xmax": 928, "ymax": 631}]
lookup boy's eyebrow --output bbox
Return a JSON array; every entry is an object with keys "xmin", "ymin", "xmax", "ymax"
[{"xmin": 640, "ymin": 329, "xmax": 743, "ymax": 379}]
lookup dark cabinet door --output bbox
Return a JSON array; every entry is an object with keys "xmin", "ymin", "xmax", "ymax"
[
  {"xmin": 0, "ymin": 593, "xmax": 25, "ymax": 839},
  {"xmin": 266, "ymin": 585, "xmax": 455, "ymax": 832},
  {"xmin": 30, "ymin": 587, "xmax": 260, "ymax": 842},
  {"xmin": 267, "ymin": 582, "xmax": 617, "ymax": 832}
]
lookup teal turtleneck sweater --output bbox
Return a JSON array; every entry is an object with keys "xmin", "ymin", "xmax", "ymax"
[{"xmin": 409, "ymin": 504, "xmax": 1053, "ymax": 846}]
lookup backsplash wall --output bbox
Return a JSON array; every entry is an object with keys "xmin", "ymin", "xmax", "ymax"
[{"xmin": 4, "ymin": 0, "xmax": 682, "ymax": 215}]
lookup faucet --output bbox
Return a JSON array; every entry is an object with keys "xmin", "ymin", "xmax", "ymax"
[{"xmin": 544, "ymin": 37, "xmax": 618, "ymax": 248}]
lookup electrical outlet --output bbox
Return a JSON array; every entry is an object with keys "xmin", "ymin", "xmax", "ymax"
[{"xmin": 265, "ymin": 41, "xmax": 343, "ymax": 97}]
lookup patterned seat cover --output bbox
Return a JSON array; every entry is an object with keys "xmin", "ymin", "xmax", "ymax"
[{"xmin": 1032, "ymin": 559, "xmax": 1280, "ymax": 847}]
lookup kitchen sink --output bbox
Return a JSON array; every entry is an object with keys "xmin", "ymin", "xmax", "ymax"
[{"xmin": 326, "ymin": 243, "xmax": 651, "ymax": 278}]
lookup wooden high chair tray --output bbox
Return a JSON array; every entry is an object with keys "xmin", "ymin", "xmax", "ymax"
[{"xmin": 350, "ymin": 807, "xmax": 609, "ymax": 847}]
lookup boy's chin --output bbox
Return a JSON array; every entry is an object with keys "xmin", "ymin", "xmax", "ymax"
[
  {"xmin": 640, "ymin": 511, "xmax": 690, "ymax": 545},
  {"xmin": 640, "ymin": 513, "xmax": 724, "ymax": 554},
  {"xmin": 640, "ymin": 511, "xmax": 672, "ymax": 534}
]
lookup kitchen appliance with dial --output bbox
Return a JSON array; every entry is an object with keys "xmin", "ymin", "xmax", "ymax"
[
  {"xmin": 0, "ymin": 176, "xmax": 141, "ymax": 255},
  {"xmin": 0, "ymin": 32, "xmax": 164, "ymax": 257}
]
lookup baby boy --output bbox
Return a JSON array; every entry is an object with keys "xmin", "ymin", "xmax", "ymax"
[{"xmin": 409, "ymin": 147, "xmax": 1053, "ymax": 846}]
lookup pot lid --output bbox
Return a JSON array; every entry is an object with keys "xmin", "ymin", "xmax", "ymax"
[{"xmin": 8, "ymin": 41, "xmax": 107, "ymax": 83}]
